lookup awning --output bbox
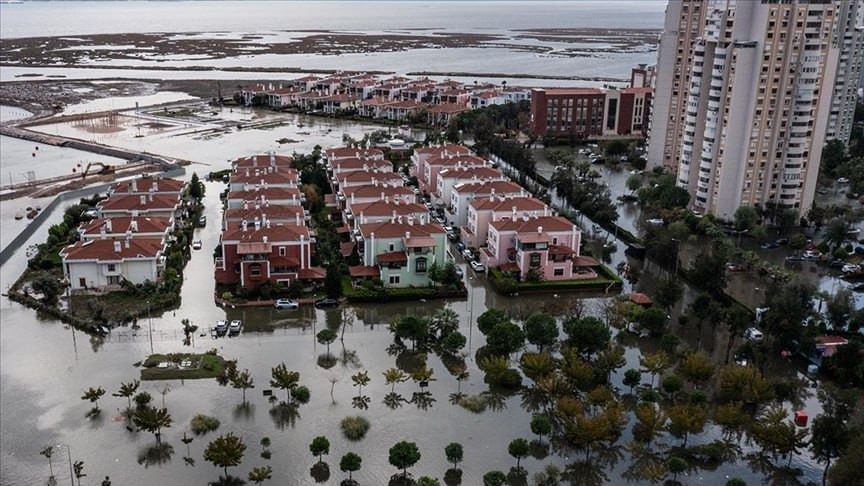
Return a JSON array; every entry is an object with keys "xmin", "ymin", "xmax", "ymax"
[
  {"xmin": 377, "ymin": 251, "xmax": 408, "ymax": 263},
  {"xmin": 349, "ymin": 265, "xmax": 380, "ymax": 278},
  {"xmin": 572, "ymin": 255, "xmax": 599, "ymax": 267},
  {"xmin": 237, "ymin": 242, "xmax": 272, "ymax": 255},
  {"xmin": 340, "ymin": 242, "xmax": 356, "ymax": 257},
  {"xmin": 404, "ymin": 236, "xmax": 436, "ymax": 248},
  {"xmin": 628, "ymin": 292, "xmax": 652, "ymax": 306},
  {"xmin": 298, "ymin": 266, "xmax": 326, "ymax": 280}
]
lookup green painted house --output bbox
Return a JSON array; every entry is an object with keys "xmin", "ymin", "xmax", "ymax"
[{"xmin": 358, "ymin": 220, "xmax": 447, "ymax": 288}]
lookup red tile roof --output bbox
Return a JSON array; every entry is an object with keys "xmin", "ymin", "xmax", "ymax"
[
  {"xmin": 453, "ymin": 180, "xmax": 524, "ymax": 195},
  {"xmin": 232, "ymin": 154, "xmax": 294, "ymax": 168},
  {"xmin": 325, "ymin": 147, "xmax": 384, "ymax": 159},
  {"xmin": 349, "ymin": 265, "xmax": 380, "ymax": 277},
  {"xmin": 439, "ymin": 166, "xmax": 503, "ymax": 181},
  {"xmin": 298, "ymin": 266, "xmax": 327, "ymax": 280},
  {"xmin": 629, "ymin": 293, "xmax": 653, "ymax": 305},
  {"xmin": 572, "ymin": 256, "xmax": 598, "ymax": 267},
  {"xmin": 222, "ymin": 224, "xmax": 310, "ymax": 243},
  {"xmin": 349, "ymin": 200, "xmax": 427, "ymax": 217},
  {"xmin": 427, "ymin": 154, "xmax": 486, "ymax": 166},
  {"xmin": 415, "ymin": 144, "xmax": 473, "ymax": 156},
  {"xmin": 224, "ymin": 205, "xmax": 305, "ymax": 222},
  {"xmin": 377, "ymin": 251, "xmax": 408, "ymax": 263},
  {"xmin": 80, "ymin": 217, "xmax": 172, "ymax": 236},
  {"xmin": 98, "ymin": 194, "xmax": 180, "ymax": 211},
  {"xmin": 230, "ymin": 168, "xmax": 299, "ymax": 185},
  {"xmin": 227, "ymin": 187, "xmax": 302, "ymax": 201},
  {"xmin": 359, "ymin": 221, "xmax": 444, "ymax": 239},
  {"xmin": 330, "ymin": 158, "xmax": 392, "ymax": 172},
  {"xmin": 342, "ymin": 184, "xmax": 414, "ymax": 199},
  {"xmin": 340, "ymin": 171, "xmax": 403, "ymax": 185},
  {"xmin": 112, "ymin": 176, "xmax": 185, "ymax": 194},
  {"xmin": 428, "ymin": 103, "xmax": 470, "ymax": 114},
  {"xmin": 470, "ymin": 196, "xmax": 547, "ymax": 212},
  {"xmin": 61, "ymin": 238, "xmax": 164, "ymax": 261},
  {"xmin": 489, "ymin": 215, "xmax": 576, "ymax": 233}
]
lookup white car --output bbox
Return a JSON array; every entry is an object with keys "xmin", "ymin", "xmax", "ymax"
[
  {"xmin": 273, "ymin": 299, "xmax": 299, "ymax": 310},
  {"xmin": 842, "ymin": 263, "xmax": 859, "ymax": 274},
  {"xmin": 469, "ymin": 261, "xmax": 485, "ymax": 273},
  {"xmin": 837, "ymin": 177, "xmax": 849, "ymax": 184},
  {"xmin": 192, "ymin": 240, "xmax": 203, "ymax": 250},
  {"xmin": 629, "ymin": 169, "xmax": 643, "ymax": 175},
  {"xmin": 228, "ymin": 320, "xmax": 242, "ymax": 335},
  {"xmin": 745, "ymin": 328, "xmax": 764, "ymax": 341},
  {"xmin": 646, "ymin": 218, "xmax": 664, "ymax": 225},
  {"xmin": 461, "ymin": 248, "xmax": 473, "ymax": 260}
]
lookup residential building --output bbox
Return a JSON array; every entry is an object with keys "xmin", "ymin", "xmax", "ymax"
[
  {"xmin": 232, "ymin": 153, "xmax": 294, "ymax": 170},
  {"xmin": 340, "ymin": 184, "xmax": 416, "ymax": 207},
  {"xmin": 529, "ymin": 88, "xmax": 607, "ymax": 138},
  {"xmin": 358, "ymin": 221, "xmax": 447, "ymax": 287},
  {"xmin": 226, "ymin": 186, "xmax": 302, "ymax": 209},
  {"xmin": 427, "ymin": 103, "xmax": 471, "ymax": 126},
  {"xmin": 645, "ymin": 0, "xmax": 709, "ymax": 170},
  {"xmin": 826, "ymin": 0, "xmax": 864, "ymax": 143},
  {"xmin": 446, "ymin": 180, "xmax": 526, "ymax": 227},
  {"xmin": 603, "ymin": 87, "xmax": 653, "ymax": 137},
  {"xmin": 385, "ymin": 100, "xmax": 428, "ymax": 122},
  {"xmin": 410, "ymin": 143, "xmax": 477, "ymax": 193},
  {"xmin": 223, "ymin": 205, "xmax": 307, "ymax": 230},
  {"xmin": 110, "ymin": 176, "xmax": 186, "ymax": 197},
  {"xmin": 97, "ymin": 194, "xmax": 181, "ymax": 219},
  {"xmin": 215, "ymin": 222, "xmax": 319, "ymax": 288},
  {"xmin": 358, "ymin": 97, "xmax": 398, "ymax": 118},
  {"xmin": 480, "ymin": 215, "xmax": 589, "ymax": 281},
  {"xmin": 229, "ymin": 167, "xmax": 299, "ymax": 190},
  {"xmin": 648, "ymin": 0, "xmax": 852, "ymax": 218},
  {"xmin": 462, "ymin": 196, "xmax": 548, "ymax": 247},
  {"xmin": 61, "ymin": 237, "xmax": 166, "ymax": 290},
  {"xmin": 325, "ymin": 147, "xmax": 385, "ymax": 162},
  {"xmin": 329, "ymin": 157, "xmax": 392, "ymax": 176},
  {"xmin": 335, "ymin": 170, "xmax": 403, "ymax": 189},
  {"xmin": 321, "ymin": 93, "xmax": 359, "ymax": 114},
  {"xmin": 78, "ymin": 216, "xmax": 173, "ymax": 242},
  {"xmin": 435, "ymin": 166, "xmax": 506, "ymax": 204},
  {"xmin": 346, "ymin": 200, "xmax": 429, "ymax": 227}
]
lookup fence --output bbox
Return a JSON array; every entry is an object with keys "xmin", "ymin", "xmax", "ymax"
[{"xmin": 0, "ymin": 168, "xmax": 185, "ymax": 266}]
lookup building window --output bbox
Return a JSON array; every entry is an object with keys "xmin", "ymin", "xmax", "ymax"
[
  {"xmin": 389, "ymin": 243, "xmax": 395, "ymax": 252},
  {"xmin": 415, "ymin": 257, "xmax": 427, "ymax": 273},
  {"xmin": 553, "ymin": 268, "xmax": 565, "ymax": 277},
  {"xmin": 279, "ymin": 247, "xmax": 286, "ymax": 256},
  {"xmin": 530, "ymin": 252, "xmax": 541, "ymax": 267},
  {"xmin": 389, "ymin": 275, "xmax": 400, "ymax": 285},
  {"xmin": 107, "ymin": 264, "xmax": 116, "ymax": 272},
  {"xmin": 250, "ymin": 264, "xmax": 261, "ymax": 277}
]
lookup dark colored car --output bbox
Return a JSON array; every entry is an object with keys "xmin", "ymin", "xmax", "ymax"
[
  {"xmin": 314, "ymin": 298, "xmax": 339, "ymax": 309},
  {"xmin": 760, "ymin": 242, "xmax": 780, "ymax": 250}
]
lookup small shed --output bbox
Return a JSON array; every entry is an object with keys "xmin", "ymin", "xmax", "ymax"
[{"xmin": 628, "ymin": 293, "xmax": 653, "ymax": 307}]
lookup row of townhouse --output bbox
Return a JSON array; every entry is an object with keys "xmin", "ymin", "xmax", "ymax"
[
  {"xmin": 60, "ymin": 176, "xmax": 185, "ymax": 291},
  {"xmin": 322, "ymin": 147, "xmax": 449, "ymax": 288},
  {"xmin": 215, "ymin": 154, "xmax": 325, "ymax": 290},
  {"xmin": 408, "ymin": 145, "xmax": 598, "ymax": 282},
  {"xmin": 238, "ymin": 73, "xmax": 532, "ymax": 125}
]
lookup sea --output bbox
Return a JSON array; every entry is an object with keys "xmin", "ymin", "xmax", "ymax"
[{"xmin": 0, "ymin": 1, "xmax": 667, "ymax": 85}]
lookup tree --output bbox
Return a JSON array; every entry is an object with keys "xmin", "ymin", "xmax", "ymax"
[
  {"xmin": 394, "ymin": 316, "xmax": 429, "ymax": 351},
  {"xmin": 382, "ymin": 368, "xmax": 408, "ymax": 392},
  {"xmin": 810, "ymin": 385, "xmax": 857, "ymax": 485},
  {"xmin": 441, "ymin": 331, "xmax": 467, "ymax": 355},
  {"xmin": 81, "ymin": 386, "xmax": 106, "ymax": 411},
  {"xmin": 654, "ymin": 279, "xmax": 683, "ymax": 313},
  {"xmin": 309, "ymin": 436, "xmax": 330, "ymax": 464},
  {"xmin": 388, "ymin": 441, "xmax": 421, "ymax": 477},
  {"xmin": 826, "ymin": 288, "xmax": 854, "ymax": 330},
  {"xmin": 248, "ymin": 465, "xmax": 273, "ymax": 485},
  {"xmin": 519, "ymin": 352, "xmax": 556, "ymax": 382},
  {"xmin": 132, "ymin": 407, "xmax": 173, "ymax": 444},
  {"xmin": 530, "ymin": 415, "xmax": 552, "ymax": 444},
  {"xmin": 113, "ymin": 380, "xmax": 140, "ymax": 409},
  {"xmin": 734, "ymin": 205, "xmax": 758, "ymax": 232},
  {"xmin": 562, "ymin": 316, "xmax": 609, "ymax": 357},
  {"xmin": 316, "ymin": 328, "xmax": 338, "ymax": 355},
  {"xmin": 40, "ymin": 446, "xmax": 55, "ymax": 480},
  {"xmin": 626, "ymin": 174, "xmax": 643, "ymax": 194},
  {"xmin": 828, "ymin": 431, "xmax": 864, "ymax": 486},
  {"xmin": 324, "ymin": 263, "xmax": 342, "ymax": 299},
  {"xmin": 430, "ymin": 305, "xmax": 460, "ymax": 337},
  {"xmin": 411, "ymin": 366, "xmax": 436, "ymax": 388},
  {"xmin": 677, "ymin": 352, "xmax": 715, "ymax": 384},
  {"xmin": 623, "ymin": 369, "xmax": 642, "ymax": 393},
  {"xmin": 73, "ymin": 460, "xmax": 85, "ymax": 486},
  {"xmin": 485, "ymin": 321, "xmax": 525, "ymax": 356},
  {"xmin": 204, "ymin": 433, "xmax": 247, "ymax": 478},
  {"xmin": 477, "ymin": 308, "xmax": 509, "ymax": 335},
  {"xmin": 483, "ymin": 470, "xmax": 507, "ymax": 486},
  {"xmin": 640, "ymin": 351, "xmax": 670, "ymax": 388},
  {"xmin": 751, "ymin": 406, "xmax": 808, "ymax": 466},
  {"xmin": 269, "ymin": 363, "xmax": 300, "ymax": 402},
  {"xmin": 637, "ymin": 308, "xmax": 668, "ymax": 336},
  {"xmin": 339, "ymin": 452, "xmax": 362, "ymax": 482},
  {"xmin": 351, "ymin": 370, "xmax": 370, "ymax": 398},
  {"xmin": 444, "ymin": 442, "xmax": 463, "ymax": 469},
  {"xmin": 667, "ymin": 457, "xmax": 688, "ymax": 481},
  {"xmin": 595, "ymin": 345, "xmax": 627, "ymax": 383},
  {"xmin": 188, "ymin": 172, "xmax": 204, "ymax": 200},
  {"xmin": 661, "ymin": 374, "xmax": 684, "ymax": 397},
  {"xmin": 666, "ymin": 403, "xmax": 707, "ymax": 447},
  {"xmin": 823, "ymin": 218, "xmax": 850, "ymax": 252},
  {"xmin": 633, "ymin": 402, "xmax": 667, "ymax": 444},
  {"xmin": 508, "ymin": 438, "xmax": 530, "ymax": 470},
  {"xmin": 523, "ymin": 313, "xmax": 559, "ymax": 351},
  {"xmin": 415, "ymin": 477, "xmax": 440, "ymax": 486}
]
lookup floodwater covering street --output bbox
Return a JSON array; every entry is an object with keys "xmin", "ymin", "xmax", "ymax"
[{"xmin": 1, "ymin": 100, "xmax": 829, "ymax": 486}]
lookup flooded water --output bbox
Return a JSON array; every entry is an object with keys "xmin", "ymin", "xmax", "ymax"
[{"xmin": 1, "ymin": 104, "xmax": 830, "ymax": 485}]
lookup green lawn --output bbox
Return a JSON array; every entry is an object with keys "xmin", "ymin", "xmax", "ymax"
[{"xmin": 140, "ymin": 353, "xmax": 225, "ymax": 381}]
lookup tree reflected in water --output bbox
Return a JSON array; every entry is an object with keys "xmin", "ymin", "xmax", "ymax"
[
  {"xmin": 383, "ymin": 392, "xmax": 407, "ymax": 410},
  {"xmin": 269, "ymin": 402, "xmax": 300, "ymax": 430},
  {"xmin": 137, "ymin": 442, "xmax": 174, "ymax": 468}
]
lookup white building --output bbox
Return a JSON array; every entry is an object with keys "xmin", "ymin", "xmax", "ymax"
[{"xmin": 61, "ymin": 238, "xmax": 165, "ymax": 290}]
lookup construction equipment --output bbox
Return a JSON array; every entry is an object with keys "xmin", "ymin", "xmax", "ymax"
[{"xmin": 82, "ymin": 162, "xmax": 116, "ymax": 177}]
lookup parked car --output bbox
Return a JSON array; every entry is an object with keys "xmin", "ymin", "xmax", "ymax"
[
  {"xmin": 760, "ymin": 242, "xmax": 780, "ymax": 250},
  {"xmin": 629, "ymin": 169, "xmax": 644, "ymax": 176},
  {"xmin": 461, "ymin": 248, "xmax": 473, "ymax": 260},
  {"xmin": 455, "ymin": 266, "xmax": 464, "ymax": 278},
  {"xmin": 829, "ymin": 259, "xmax": 847, "ymax": 268},
  {"xmin": 469, "ymin": 261, "xmax": 486, "ymax": 273},
  {"xmin": 842, "ymin": 263, "xmax": 859, "ymax": 274},
  {"xmin": 646, "ymin": 218, "xmax": 664, "ymax": 225},
  {"xmin": 803, "ymin": 249, "xmax": 821, "ymax": 259},
  {"xmin": 726, "ymin": 263, "xmax": 745, "ymax": 272},
  {"xmin": 455, "ymin": 242, "xmax": 466, "ymax": 253},
  {"xmin": 214, "ymin": 320, "xmax": 228, "ymax": 336},
  {"xmin": 273, "ymin": 299, "xmax": 299, "ymax": 310},
  {"xmin": 192, "ymin": 240, "xmax": 203, "ymax": 250},
  {"xmin": 228, "ymin": 320, "xmax": 242, "ymax": 335},
  {"xmin": 745, "ymin": 328, "xmax": 764, "ymax": 341},
  {"xmin": 314, "ymin": 298, "xmax": 339, "ymax": 309},
  {"xmin": 774, "ymin": 238, "xmax": 789, "ymax": 245},
  {"xmin": 837, "ymin": 177, "xmax": 849, "ymax": 184}
]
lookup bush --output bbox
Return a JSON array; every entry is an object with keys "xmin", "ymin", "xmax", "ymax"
[
  {"xmin": 293, "ymin": 385, "xmax": 311, "ymax": 404},
  {"xmin": 340, "ymin": 416, "xmax": 370, "ymax": 441},
  {"xmin": 190, "ymin": 414, "xmax": 220, "ymax": 435},
  {"xmin": 484, "ymin": 368, "xmax": 522, "ymax": 388},
  {"xmin": 457, "ymin": 394, "xmax": 488, "ymax": 413}
]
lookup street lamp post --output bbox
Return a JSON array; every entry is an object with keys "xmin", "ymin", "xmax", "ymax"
[
  {"xmin": 147, "ymin": 300, "xmax": 154, "ymax": 355},
  {"xmin": 56, "ymin": 444, "xmax": 73, "ymax": 486},
  {"xmin": 467, "ymin": 275, "xmax": 474, "ymax": 351}
]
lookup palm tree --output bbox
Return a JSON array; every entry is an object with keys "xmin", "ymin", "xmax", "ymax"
[
  {"xmin": 382, "ymin": 368, "xmax": 408, "ymax": 393},
  {"xmin": 431, "ymin": 306, "xmax": 459, "ymax": 337},
  {"xmin": 248, "ymin": 465, "xmax": 273, "ymax": 485},
  {"xmin": 639, "ymin": 351, "xmax": 670, "ymax": 388},
  {"xmin": 113, "ymin": 380, "xmax": 140, "ymax": 409},
  {"xmin": 204, "ymin": 433, "xmax": 247, "ymax": 478},
  {"xmin": 823, "ymin": 218, "xmax": 849, "ymax": 252},
  {"xmin": 40, "ymin": 446, "xmax": 55, "ymax": 480},
  {"xmin": 181, "ymin": 433, "xmax": 193, "ymax": 457},
  {"xmin": 132, "ymin": 407, "xmax": 173, "ymax": 444},
  {"xmin": 73, "ymin": 460, "xmax": 85, "ymax": 486},
  {"xmin": 351, "ymin": 371, "xmax": 370, "ymax": 398},
  {"xmin": 81, "ymin": 386, "xmax": 106, "ymax": 411},
  {"xmin": 411, "ymin": 366, "xmax": 436, "ymax": 389}
]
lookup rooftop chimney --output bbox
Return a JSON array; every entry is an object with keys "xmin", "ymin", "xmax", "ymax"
[
  {"xmin": 538, "ymin": 226, "xmax": 543, "ymax": 234},
  {"xmin": 242, "ymin": 219, "xmax": 248, "ymax": 232},
  {"xmin": 254, "ymin": 220, "xmax": 261, "ymax": 231},
  {"xmin": 105, "ymin": 219, "xmax": 113, "ymax": 232},
  {"xmin": 405, "ymin": 231, "xmax": 411, "ymax": 239},
  {"xmin": 131, "ymin": 179, "xmax": 138, "ymax": 193},
  {"xmin": 100, "ymin": 226, "xmax": 107, "ymax": 239},
  {"xmin": 139, "ymin": 195, "xmax": 146, "ymax": 205},
  {"xmin": 263, "ymin": 235, "xmax": 268, "ymax": 243},
  {"xmin": 113, "ymin": 240, "xmax": 122, "ymax": 253},
  {"xmin": 130, "ymin": 220, "xmax": 138, "ymax": 233},
  {"xmin": 253, "ymin": 155, "xmax": 259, "ymax": 166}
]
